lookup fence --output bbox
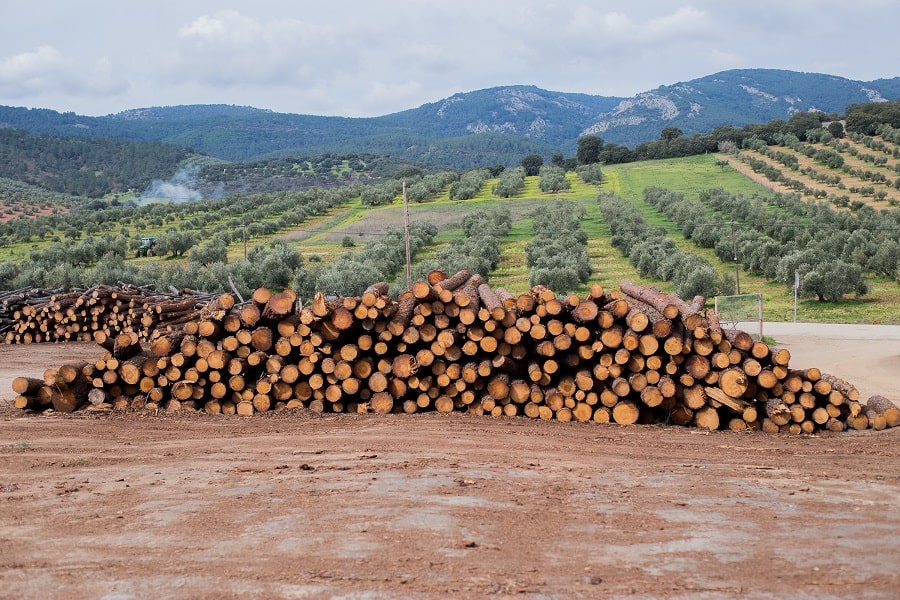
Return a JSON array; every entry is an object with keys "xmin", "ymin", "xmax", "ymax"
[{"xmin": 714, "ymin": 293, "xmax": 764, "ymax": 339}]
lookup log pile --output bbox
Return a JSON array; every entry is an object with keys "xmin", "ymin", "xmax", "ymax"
[
  {"xmin": 1, "ymin": 285, "xmax": 214, "ymax": 344},
  {"xmin": 9, "ymin": 274, "xmax": 897, "ymax": 434}
]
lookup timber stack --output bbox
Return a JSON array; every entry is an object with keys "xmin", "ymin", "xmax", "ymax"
[
  {"xmin": 1, "ymin": 285, "xmax": 214, "ymax": 344},
  {"xmin": 9, "ymin": 272, "xmax": 897, "ymax": 434}
]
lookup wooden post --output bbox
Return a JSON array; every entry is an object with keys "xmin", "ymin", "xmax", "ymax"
[{"xmin": 403, "ymin": 181, "xmax": 412, "ymax": 292}]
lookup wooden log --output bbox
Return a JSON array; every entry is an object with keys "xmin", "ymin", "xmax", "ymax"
[
  {"xmin": 846, "ymin": 412, "xmax": 869, "ymax": 431},
  {"xmin": 864, "ymin": 406, "xmax": 887, "ymax": 431},
  {"xmin": 11, "ymin": 376, "xmax": 44, "ymax": 396},
  {"xmin": 388, "ymin": 293, "xmax": 417, "ymax": 336},
  {"xmin": 639, "ymin": 385, "xmax": 663, "ymax": 408},
  {"xmin": 434, "ymin": 270, "xmax": 471, "ymax": 294},
  {"xmin": 705, "ymin": 387, "xmax": 750, "ymax": 413},
  {"xmin": 682, "ymin": 385, "xmax": 706, "ymax": 410},
  {"xmin": 765, "ymin": 396, "xmax": 792, "ymax": 426},
  {"xmin": 261, "ymin": 290, "xmax": 297, "ymax": 320},
  {"xmin": 47, "ymin": 384, "xmax": 81, "ymax": 413},
  {"xmin": 820, "ymin": 373, "xmax": 860, "ymax": 402},
  {"xmin": 619, "ymin": 283, "xmax": 679, "ymax": 320},
  {"xmin": 119, "ymin": 355, "xmax": 151, "ymax": 386},
  {"xmin": 150, "ymin": 331, "xmax": 185, "ymax": 357},
  {"xmin": 612, "ymin": 400, "xmax": 640, "ymax": 425},
  {"xmin": 718, "ymin": 367, "xmax": 749, "ymax": 398},
  {"xmin": 866, "ymin": 395, "xmax": 900, "ymax": 428},
  {"xmin": 112, "ymin": 332, "xmax": 142, "ymax": 360},
  {"xmin": 694, "ymin": 406, "xmax": 720, "ymax": 430},
  {"xmin": 724, "ymin": 328, "xmax": 754, "ymax": 352}
]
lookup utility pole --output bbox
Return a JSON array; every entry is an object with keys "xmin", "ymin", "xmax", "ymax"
[
  {"xmin": 403, "ymin": 181, "xmax": 412, "ymax": 291},
  {"xmin": 730, "ymin": 221, "xmax": 741, "ymax": 294}
]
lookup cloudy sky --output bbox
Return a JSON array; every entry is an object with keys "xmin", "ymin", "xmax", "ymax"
[{"xmin": 1, "ymin": 1, "xmax": 898, "ymax": 118}]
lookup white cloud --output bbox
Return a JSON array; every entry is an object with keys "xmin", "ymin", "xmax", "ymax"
[
  {"xmin": 0, "ymin": 45, "xmax": 68, "ymax": 96},
  {"xmin": 169, "ymin": 10, "xmax": 356, "ymax": 88},
  {"xmin": 0, "ymin": 1, "xmax": 896, "ymax": 117},
  {"xmin": 0, "ymin": 45, "xmax": 127, "ymax": 99}
]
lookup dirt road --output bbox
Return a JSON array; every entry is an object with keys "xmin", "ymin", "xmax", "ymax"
[
  {"xmin": 761, "ymin": 322, "xmax": 900, "ymax": 405},
  {"xmin": 1, "ymin": 329, "xmax": 899, "ymax": 598}
]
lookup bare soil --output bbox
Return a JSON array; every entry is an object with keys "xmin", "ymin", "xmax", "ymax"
[{"xmin": 1, "ymin": 335, "xmax": 899, "ymax": 599}]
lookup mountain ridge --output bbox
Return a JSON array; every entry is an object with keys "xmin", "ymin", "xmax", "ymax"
[{"xmin": 1, "ymin": 68, "xmax": 898, "ymax": 167}]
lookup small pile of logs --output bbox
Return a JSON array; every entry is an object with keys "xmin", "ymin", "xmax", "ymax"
[
  {"xmin": 1, "ymin": 285, "xmax": 215, "ymax": 344},
  {"xmin": 10, "ymin": 273, "xmax": 899, "ymax": 434}
]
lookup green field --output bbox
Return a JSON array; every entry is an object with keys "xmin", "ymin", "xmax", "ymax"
[
  {"xmin": 326, "ymin": 155, "xmax": 900, "ymax": 323},
  {"xmin": 275, "ymin": 155, "xmax": 898, "ymax": 323},
  {"xmin": 3, "ymin": 153, "xmax": 898, "ymax": 324}
]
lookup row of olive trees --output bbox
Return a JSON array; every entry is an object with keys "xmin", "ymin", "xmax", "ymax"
[
  {"xmin": 492, "ymin": 166, "xmax": 525, "ymax": 198},
  {"xmin": 0, "ymin": 237, "xmax": 305, "ymax": 298},
  {"xmin": 0, "ymin": 187, "xmax": 357, "ymax": 295},
  {"xmin": 412, "ymin": 207, "xmax": 512, "ymax": 281},
  {"xmin": 751, "ymin": 131, "xmax": 900, "ymax": 196},
  {"xmin": 406, "ymin": 172, "xmax": 458, "ymax": 203},
  {"xmin": 360, "ymin": 179, "xmax": 404, "ymax": 207},
  {"xmin": 526, "ymin": 201, "xmax": 591, "ymax": 293},
  {"xmin": 701, "ymin": 188, "xmax": 900, "ymax": 281},
  {"xmin": 598, "ymin": 192, "xmax": 734, "ymax": 299},
  {"xmin": 448, "ymin": 169, "xmax": 491, "ymax": 200},
  {"xmin": 302, "ymin": 222, "xmax": 438, "ymax": 298},
  {"xmin": 644, "ymin": 187, "xmax": 882, "ymax": 301},
  {"xmin": 537, "ymin": 165, "xmax": 571, "ymax": 193},
  {"xmin": 1, "ymin": 184, "xmax": 355, "ymax": 251}
]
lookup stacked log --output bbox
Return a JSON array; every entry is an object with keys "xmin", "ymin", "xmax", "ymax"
[
  {"xmin": 9, "ymin": 275, "xmax": 896, "ymax": 434},
  {"xmin": 1, "ymin": 285, "xmax": 215, "ymax": 344}
]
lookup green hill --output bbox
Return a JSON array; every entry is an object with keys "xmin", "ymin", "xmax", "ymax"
[{"xmin": 2, "ymin": 69, "xmax": 897, "ymax": 166}]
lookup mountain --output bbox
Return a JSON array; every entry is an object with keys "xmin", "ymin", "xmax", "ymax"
[
  {"xmin": 0, "ymin": 69, "xmax": 898, "ymax": 168},
  {"xmin": 580, "ymin": 69, "xmax": 900, "ymax": 146}
]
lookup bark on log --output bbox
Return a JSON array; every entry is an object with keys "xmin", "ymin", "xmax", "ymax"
[
  {"xmin": 866, "ymin": 395, "xmax": 900, "ymax": 428},
  {"xmin": 619, "ymin": 283, "xmax": 679, "ymax": 320}
]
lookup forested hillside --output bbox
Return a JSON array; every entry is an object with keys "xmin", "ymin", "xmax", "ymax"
[
  {"xmin": 0, "ymin": 128, "xmax": 191, "ymax": 198},
  {"xmin": 1, "ymin": 69, "xmax": 897, "ymax": 166}
]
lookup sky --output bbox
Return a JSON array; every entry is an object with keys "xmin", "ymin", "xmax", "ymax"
[{"xmin": 1, "ymin": 0, "xmax": 898, "ymax": 118}]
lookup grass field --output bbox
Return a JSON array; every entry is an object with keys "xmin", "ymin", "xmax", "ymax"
[
  {"xmin": 3, "ymin": 152, "xmax": 898, "ymax": 324},
  {"xmin": 262, "ymin": 154, "xmax": 899, "ymax": 323}
]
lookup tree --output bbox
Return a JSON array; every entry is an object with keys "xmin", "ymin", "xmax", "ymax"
[
  {"xmin": 786, "ymin": 111, "xmax": 822, "ymax": 140},
  {"xmin": 869, "ymin": 239, "xmax": 900, "ymax": 280},
  {"xmin": 827, "ymin": 121, "xmax": 845, "ymax": 139},
  {"xmin": 660, "ymin": 126, "xmax": 683, "ymax": 142},
  {"xmin": 576, "ymin": 164, "xmax": 602, "ymax": 184},
  {"xmin": 487, "ymin": 164, "xmax": 505, "ymax": 177},
  {"xmin": 521, "ymin": 154, "xmax": 544, "ymax": 176},
  {"xmin": 550, "ymin": 153, "xmax": 566, "ymax": 168},
  {"xmin": 189, "ymin": 237, "xmax": 228, "ymax": 267},
  {"xmin": 492, "ymin": 167, "xmax": 526, "ymax": 198},
  {"xmin": 538, "ymin": 165, "xmax": 571, "ymax": 193},
  {"xmin": 802, "ymin": 260, "xmax": 868, "ymax": 302},
  {"xmin": 314, "ymin": 255, "xmax": 383, "ymax": 297},
  {"xmin": 155, "ymin": 230, "xmax": 197, "ymax": 257},
  {"xmin": 576, "ymin": 135, "xmax": 603, "ymax": 165}
]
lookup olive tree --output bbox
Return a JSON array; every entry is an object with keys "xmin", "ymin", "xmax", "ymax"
[
  {"xmin": 521, "ymin": 154, "xmax": 544, "ymax": 177},
  {"xmin": 538, "ymin": 165, "xmax": 571, "ymax": 193}
]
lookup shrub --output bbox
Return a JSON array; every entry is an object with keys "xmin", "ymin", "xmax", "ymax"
[
  {"xmin": 492, "ymin": 167, "xmax": 525, "ymax": 198},
  {"xmin": 538, "ymin": 166, "xmax": 571, "ymax": 193}
]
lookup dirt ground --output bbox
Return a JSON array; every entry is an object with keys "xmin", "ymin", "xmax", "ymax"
[{"xmin": 1, "ymin": 327, "xmax": 899, "ymax": 599}]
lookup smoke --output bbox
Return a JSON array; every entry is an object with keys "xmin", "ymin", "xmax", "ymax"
[{"xmin": 141, "ymin": 166, "xmax": 204, "ymax": 203}]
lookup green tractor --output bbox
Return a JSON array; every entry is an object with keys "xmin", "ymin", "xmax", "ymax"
[{"xmin": 136, "ymin": 236, "xmax": 157, "ymax": 257}]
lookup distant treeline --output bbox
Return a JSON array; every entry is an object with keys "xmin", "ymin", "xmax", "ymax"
[
  {"xmin": 2, "ymin": 100, "xmax": 899, "ymax": 201},
  {"xmin": 578, "ymin": 100, "xmax": 900, "ymax": 165}
]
